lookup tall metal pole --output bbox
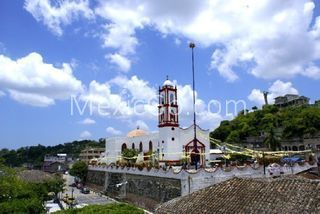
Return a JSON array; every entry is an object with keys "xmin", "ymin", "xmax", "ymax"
[{"xmin": 189, "ymin": 42, "xmax": 198, "ymax": 169}]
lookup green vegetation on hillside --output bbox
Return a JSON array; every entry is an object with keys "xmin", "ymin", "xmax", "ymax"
[
  {"xmin": 0, "ymin": 159, "xmax": 64, "ymax": 213},
  {"xmin": 55, "ymin": 203, "xmax": 144, "ymax": 214},
  {"xmin": 0, "ymin": 138, "xmax": 105, "ymax": 167},
  {"xmin": 211, "ymin": 105, "xmax": 320, "ymax": 148}
]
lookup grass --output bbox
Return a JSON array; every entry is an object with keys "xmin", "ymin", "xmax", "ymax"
[{"xmin": 55, "ymin": 203, "xmax": 144, "ymax": 214}]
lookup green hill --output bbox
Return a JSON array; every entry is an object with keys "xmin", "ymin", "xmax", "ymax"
[
  {"xmin": 0, "ymin": 138, "xmax": 105, "ymax": 167},
  {"xmin": 210, "ymin": 105, "xmax": 320, "ymax": 149}
]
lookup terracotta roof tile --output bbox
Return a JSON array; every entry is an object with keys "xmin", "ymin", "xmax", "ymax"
[{"xmin": 156, "ymin": 176, "xmax": 320, "ymax": 214}]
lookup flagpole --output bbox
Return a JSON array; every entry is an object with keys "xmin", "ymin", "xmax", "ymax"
[{"xmin": 189, "ymin": 42, "xmax": 198, "ymax": 169}]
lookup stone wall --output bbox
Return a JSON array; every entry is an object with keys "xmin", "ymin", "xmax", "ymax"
[
  {"xmin": 86, "ymin": 170, "xmax": 181, "ymax": 211},
  {"xmin": 87, "ymin": 162, "xmax": 316, "ymax": 210},
  {"xmin": 86, "ymin": 170, "xmax": 106, "ymax": 191}
]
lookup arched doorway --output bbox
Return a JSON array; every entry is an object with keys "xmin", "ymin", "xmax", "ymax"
[
  {"xmin": 132, "ymin": 143, "xmax": 135, "ymax": 150},
  {"xmin": 191, "ymin": 148, "xmax": 200, "ymax": 167},
  {"xmin": 121, "ymin": 143, "xmax": 127, "ymax": 152},
  {"xmin": 185, "ymin": 139, "xmax": 205, "ymax": 167}
]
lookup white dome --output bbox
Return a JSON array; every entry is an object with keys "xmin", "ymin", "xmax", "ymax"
[{"xmin": 163, "ymin": 79, "xmax": 174, "ymax": 86}]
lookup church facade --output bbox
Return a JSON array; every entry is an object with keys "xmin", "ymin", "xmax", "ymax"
[{"xmin": 104, "ymin": 78, "xmax": 210, "ymax": 167}]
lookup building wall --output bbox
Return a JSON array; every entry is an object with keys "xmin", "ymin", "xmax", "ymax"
[
  {"xmin": 105, "ymin": 133, "xmax": 159, "ymax": 164},
  {"xmin": 79, "ymin": 147, "xmax": 105, "ymax": 164},
  {"xmin": 86, "ymin": 169, "xmax": 181, "ymax": 211},
  {"xmin": 89, "ymin": 162, "xmax": 315, "ymax": 198},
  {"xmin": 105, "ymin": 126, "xmax": 211, "ymax": 166}
]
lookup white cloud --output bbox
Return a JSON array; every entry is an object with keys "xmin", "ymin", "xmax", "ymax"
[
  {"xmin": 78, "ymin": 75, "xmax": 224, "ymax": 130},
  {"xmin": 79, "ymin": 118, "xmax": 96, "ymax": 125},
  {"xmin": 110, "ymin": 75, "xmax": 156, "ymax": 100},
  {"xmin": 79, "ymin": 80, "xmax": 133, "ymax": 117},
  {"xmin": 106, "ymin": 53, "xmax": 131, "ymax": 72},
  {"xmin": 24, "ymin": 0, "xmax": 94, "ymax": 36},
  {"xmin": 106, "ymin": 126, "xmax": 122, "ymax": 135},
  {"xmin": 248, "ymin": 80, "xmax": 299, "ymax": 106},
  {"xmin": 26, "ymin": 1, "xmax": 320, "ymax": 77},
  {"xmin": 9, "ymin": 90, "xmax": 54, "ymax": 107},
  {"xmin": 174, "ymin": 38, "xmax": 181, "ymax": 46},
  {"xmin": 129, "ymin": 120, "xmax": 150, "ymax": 131},
  {"xmin": 0, "ymin": 52, "xmax": 83, "ymax": 107},
  {"xmin": 0, "ymin": 90, "xmax": 5, "ymax": 97},
  {"xmin": 248, "ymin": 89, "xmax": 265, "ymax": 107},
  {"xmin": 94, "ymin": 0, "xmax": 320, "ymax": 80},
  {"xmin": 177, "ymin": 83, "xmax": 223, "ymax": 129},
  {"xmin": 303, "ymin": 64, "xmax": 320, "ymax": 79},
  {"xmin": 0, "ymin": 42, "xmax": 6, "ymax": 54},
  {"xmin": 80, "ymin": 130, "xmax": 91, "ymax": 138}
]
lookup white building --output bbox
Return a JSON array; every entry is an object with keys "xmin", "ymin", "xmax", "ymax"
[{"xmin": 104, "ymin": 78, "xmax": 211, "ymax": 167}]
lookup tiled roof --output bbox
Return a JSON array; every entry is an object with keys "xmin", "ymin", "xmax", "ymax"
[
  {"xmin": 18, "ymin": 170, "xmax": 56, "ymax": 183},
  {"xmin": 156, "ymin": 176, "xmax": 320, "ymax": 214}
]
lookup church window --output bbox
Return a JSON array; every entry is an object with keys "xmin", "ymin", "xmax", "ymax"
[
  {"xmin": 132, "ymin": 143, "xmax": 135, "ymax": 149},
  {"xmin": 139, "ymin": 142, "xmax": 143, "ymax": 152},
  {"xmin": 171, "ymin": 127, "xmax": 175, "ymax": 131},
  {"xmin": 149, "ymin": 141, "xmax": 153, "ymax": 152},
  {"xmin": 170, "ymin": 93, "xmax": 174, "ymax": 104},
  {"xmin": 121, "ymin": 143, "xmax": 127, "ymax": 152},
  {"xmin": 172, "ymin": 137, "xmax": 175, "ymax": 141}
]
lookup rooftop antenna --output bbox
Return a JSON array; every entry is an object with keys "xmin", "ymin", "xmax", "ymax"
[{"xmin": 189, "ymin": 42, "xmax": 199, "ymax": 169}]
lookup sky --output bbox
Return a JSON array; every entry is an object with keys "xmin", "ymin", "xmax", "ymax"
[{"xmin": 0, "ymin": 0, "xmax": 319, "ymax": 149}]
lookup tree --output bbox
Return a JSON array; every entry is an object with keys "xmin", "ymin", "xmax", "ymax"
[
  {"xmin": 69, "ymin": 161, "xmax": 88, "ymax": 182},
  {"xmin": 263, "ymin": 127, "xmax": 280, "ymax": 151},
  {"xmin": 55, "ymin": 203, "xmax": 143, "ymax": 214},
  {"xmin": 0, "ymin": 165, "xmax": 46, "ymax": 213},
  {"xmin": 252, "ymin": 106, "xmax": 258, "ymax": 111},
  {"xmin": 122, "ymin": 148, "xmax": 138, "ymax": 159}
]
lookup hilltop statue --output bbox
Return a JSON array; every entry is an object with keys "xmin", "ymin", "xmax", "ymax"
[{"xmin": 263, "ymin": 91, "xmax": 269, "ymax": 105}]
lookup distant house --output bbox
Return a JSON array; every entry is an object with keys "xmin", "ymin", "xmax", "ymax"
[
  {"xmin": 44, "ymin": 153, "xmax": 68, "ymax": 163},
  {"xmin": 43, "ymin": 153, "xmax": 69, "ymax": 173},
  {"xmin": 209, "ymin": 149, "xmax": 223, "ymax": 165},
  {"xmin": 156, "ymin": 176, "xmax": 320, "ymax": 214},
  {"xmin": 42, "ymin": 161, "xmax": 68, "ymax": 173},
  {"xmin": 274, "ymin": 94, "xmax": 309, "ymax": 108},
  {"xmin": 79, "ymin": 147, "xmax": 105, "ymax": 164}
]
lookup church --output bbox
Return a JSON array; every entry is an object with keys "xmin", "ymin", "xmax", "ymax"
[{"xmin": 104, "ymin": 78, "xmax": 211, "ymax": 167}]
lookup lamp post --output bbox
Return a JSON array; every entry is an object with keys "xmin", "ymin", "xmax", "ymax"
[
  {"xmin": 189, "ymin": 42, "xmax": 199, "ymax": 170},
  {"xmin": 71, "ymin": 188, "xmax": 74, "ymax": 199}
]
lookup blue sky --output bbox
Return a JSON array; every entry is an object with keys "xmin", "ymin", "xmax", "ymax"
[{"xmin": 0, "ymin": 0, "xmax": 319, "ymax": 149}]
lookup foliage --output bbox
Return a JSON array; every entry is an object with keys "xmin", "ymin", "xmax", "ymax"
[
  {"xmin": 55, "ymin": 203, "xmax": 144, "ymax": 214},
  {"xmin": 211, "ymin": 106, "xmax": 320, "ymax": 146},
  {"xmin": 0, "ymin": 139, "xmax": 105, "ymax": 167},
  {"xmin": 228, "ymin": 154, "xmax": 252, "ymax": 163},
  {"xmin": 0, "ymin": 165, "xmax": 52, "ymax": 213},
  {"xmin": 263, "ymin": 128, "xmax": 280, "ymax": 151},
  {"xmin": 69, "ymin": 161, "xmax": 88, "ymax": 182},
  {"xmin": 122, "ymin": 149, "xmax": 139, "ymax": 158}
]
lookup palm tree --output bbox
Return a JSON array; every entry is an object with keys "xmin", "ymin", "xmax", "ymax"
[{"xmin": 263, "ymin": 128, "xmax": 280, "ymax": 151}]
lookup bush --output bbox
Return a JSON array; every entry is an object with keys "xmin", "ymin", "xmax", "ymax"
[{"xmin": 55, "ymin": 203, "xmax": 144, "ymax": 214}]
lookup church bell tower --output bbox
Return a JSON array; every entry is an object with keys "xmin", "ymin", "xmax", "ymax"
[{"xmin": 158, "ymin": 77, "xmax": 179, "ymax": 127}]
